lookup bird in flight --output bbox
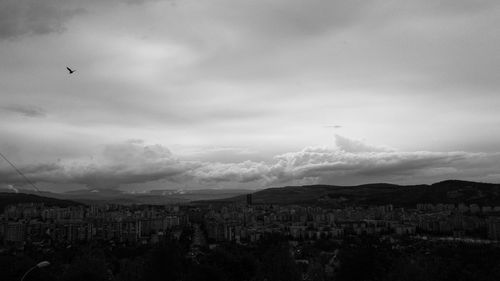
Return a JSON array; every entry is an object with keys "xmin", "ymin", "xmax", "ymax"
[{"xmin": 66, "ymin": 67, "xmax": 76, "ymax": 74}]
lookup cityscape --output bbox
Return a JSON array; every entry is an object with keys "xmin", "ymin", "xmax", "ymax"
[
  {"xmin": 6, "ymin": 193, "xmax": 500, "ymax": 246},
  {"xmin": 2, "ymin": 0, "xmax": 500, "ymax": 280},
  {"xmin": 2, "ymin": 181, "xmax": 500, "ymax": 280}
]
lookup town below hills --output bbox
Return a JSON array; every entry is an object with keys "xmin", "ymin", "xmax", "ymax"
[
  {"xmin": 1, "ymin": 180, "xmax": 500, "ymax": 208},
  {"xmin": 2, "ymin": 179, "xmax": 500, "ymax": 281}
]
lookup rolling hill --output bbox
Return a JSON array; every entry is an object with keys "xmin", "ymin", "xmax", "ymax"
[
  {"xmin": 0, "ymin": 187, "xmax": 253, "ymax": 206},
  {"xmin": 208, "ymin": 180, "xmax": 500, "ymax": 207},
  {"xmin": 0, "ymin": 192, "xmax": 83, "ymax": 211}
]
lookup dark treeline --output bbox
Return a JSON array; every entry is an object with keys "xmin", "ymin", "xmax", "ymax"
[
  {"xmin": 2, "ymin": 234, "xmax": 500, "ymax": 281},
  {"xmin": 0, "ymin": 193, "xmax": 82, "ymax": 211}
]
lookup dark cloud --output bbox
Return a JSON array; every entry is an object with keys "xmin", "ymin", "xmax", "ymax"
[
  {"xmin": 0, "ymin": 0, "xmax": 84, "ymax": 39},
  {"xmin": 63, "ymin": 142, "xmax": 198, "ymax": 189},
  {"xmin": 1, "ymin": 105, "xmax": 46, "ymax": 117},
  {"xmin": 0, "ymin": 162, "xmax": 60, "ymax": 186},
  {"xmin": 0, "ymin": 0, "xmax": 176, "ymax": 40},
  {"xmin": 0, "ymin": 141, "xmax": 196, "ymax": 189}
]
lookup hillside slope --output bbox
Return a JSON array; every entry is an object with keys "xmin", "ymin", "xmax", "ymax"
[
  {"xmin": 0, "ymin": 192, "xmax": 83, "ymax": 211},
  {"xmin": 213, "ymin": 180, "xmax": 500, "ymax": 207}
]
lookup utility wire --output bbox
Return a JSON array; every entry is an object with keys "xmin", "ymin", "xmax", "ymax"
[{"xmin": 0, "ymin": 151, "xmax": 40, "ymax": 192}]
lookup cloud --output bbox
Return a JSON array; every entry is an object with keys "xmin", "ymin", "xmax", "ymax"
[
  {"xmin": 0, "ymin": 1, "xmax": 499, "ymax": 188},
  {"xmin": 0, "ymin": 0, "xmax": 84, "ymax": 40},
  {"xmin": 1, "ymin": 0, "xmax": 499, "ymax": 160},
  {"xmin": 63, "ymin": 141, "xmax": 198, "ymax": 189},
  {"xmin": 333, "ymin": 134, "xmax": 391, "ymax": 153},
  {"xmin": 0, "ymin": 0, "xmax": 176, "ymax": 40},
  {"xmin": 7, "ymin": 185, "xmax": 19, "ymax": 193},
  {"xmin": 193, "ymin": 161, "xmax": 271, "ymax": 184},
  {"xmin": 187, "ymin": 135, "xmax": 500, "ymax": 186},
  {"xmin": 0, "ymin": 162, "xmax": 60, "ymax": 184},
  {"xmin": 1, "ymin": 105, "xmax": 46, "ymax": 117},
  {"xmin": 0, "ymin": 141, "xmax": 196, "ymax": 189},
  {"xmin": 263, "ymin": 135, "xmax": 500, "ymax": 185},
  {"xmin": 1, "ymin": 136, "xmax": 500, "ymax": 190},
  {"xmin": 271, "ymin": 148, "xmax": 470, "ymax": 184}
]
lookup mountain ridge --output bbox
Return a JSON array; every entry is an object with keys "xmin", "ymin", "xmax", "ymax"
[
  {"xmin": 200, "ymin": 180, "xmax": 500, "ymax": 207},
  {"xmin": 0, "ymin": 192, "xmax": 83, "ymax": 211},
  {"xmin": 3, "ymin": 180, "xmax": 500, "ymax": 207},
  {"xmin": 0, "ymin": 187, "xmax": 254, "ymax": 205}
]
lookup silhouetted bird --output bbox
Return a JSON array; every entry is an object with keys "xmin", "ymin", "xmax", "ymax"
[{"xmin": 66, "ymin": 67, "xmax": 76, "ymax": 74}]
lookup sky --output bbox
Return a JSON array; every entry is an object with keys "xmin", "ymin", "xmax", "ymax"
[{"xmin": 1, "ymin": 0, "xmax": 499, "ymax": 192}]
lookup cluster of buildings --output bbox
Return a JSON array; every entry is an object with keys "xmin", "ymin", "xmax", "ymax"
[
  {"xmin": 0, "ymin": 203, "xmax": 189, "ymax": 246},
  {"xmin": 2, "ymin": 194, "xmax": 500, "ymax": 248},
  {"xmin": 204, "ymin": 204, "xmax": 409, "ymax": 243},
  {"xmin": 203, "ymin": 197, "xmax": 500, "ymax": 243}
]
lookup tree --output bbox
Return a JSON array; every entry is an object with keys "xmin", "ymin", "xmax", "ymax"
[
  {"xmin": 60, "ymin": 255, "xmax": 110, "ymax": 281},
  {"xmin": 257, "ymin": 244, "xmax": 301, "ymax": 281}
]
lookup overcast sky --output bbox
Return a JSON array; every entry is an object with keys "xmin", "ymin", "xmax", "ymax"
[{"xmin": 1, "ymin": 0, "xmax": 499, "ymax": 192}]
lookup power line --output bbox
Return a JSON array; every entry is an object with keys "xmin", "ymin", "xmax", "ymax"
[{"xmin": 0, "ymin": 152, "xmax": 40, "ymax": 192}]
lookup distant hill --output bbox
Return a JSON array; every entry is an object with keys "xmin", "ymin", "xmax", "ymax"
[
  {"xmin": 0, "ymin": 187, "xmax": 253, "ymax": 206},
  {"xmin": 206, "ymin": 180, "xmax": 500, "ymax": 207},
  {"xmin": 6, "ymin": 180, "xmax": 499, "ymax": 208},
  {"xmin": 0, "ymin": 192, "xmax": 83, "ymax": 212},
  {"xmin": 58, "ymin": 188, "xmax": 252, "ymax": 205}
]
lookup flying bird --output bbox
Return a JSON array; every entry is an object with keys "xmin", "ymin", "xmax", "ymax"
[{"xmin": 66, "ymin": 67, "xmax": 76, "ymax": 74}]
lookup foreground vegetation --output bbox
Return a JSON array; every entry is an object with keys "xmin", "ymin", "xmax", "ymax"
[{"xmin": 2, "ymin": 233, "xmax": 500, "ymax": 281}]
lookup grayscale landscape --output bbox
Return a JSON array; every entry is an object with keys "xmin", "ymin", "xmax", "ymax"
[{"xmin": 1, "ymin": 1, "xmax": 500, "ymax": 280}]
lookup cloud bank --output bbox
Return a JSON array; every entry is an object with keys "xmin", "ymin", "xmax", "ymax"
[{"xmin": 1, "ymin": 135, "xmax": 499, "ymax": 191}]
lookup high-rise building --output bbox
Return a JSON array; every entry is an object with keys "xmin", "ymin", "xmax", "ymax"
[
  {"xmin": 4, "ymin": 222, "xmax": 25, "ymax": 242},
  {"xmin": 246, "ymin": 194, "xmax": 253, "ymax": 206},
  {"xmin": 488, "ymin": 217, "xmax": 500, "ymax": 240}
]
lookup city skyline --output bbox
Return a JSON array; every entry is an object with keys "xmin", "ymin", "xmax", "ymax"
[{"xmin": 1, "ymin": 0, "xmax": 500, "ymax": 192}]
